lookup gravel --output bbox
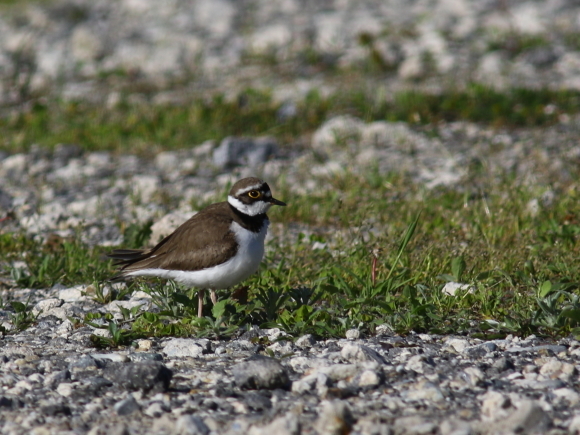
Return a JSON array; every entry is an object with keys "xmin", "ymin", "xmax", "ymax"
[
  {"xmin": 1, "ymin": 1, "xmax": 580, "ymax": 434},
  {"xmin": 2, "ymin": 0, "xmax": 580, "ymax": 103},
  {"xmin": 1, "ymin": 309, "xmax": 580, "ymax": 434}
]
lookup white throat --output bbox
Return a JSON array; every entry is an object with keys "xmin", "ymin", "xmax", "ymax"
[{"xmin": 228, "ymin": 195, "xmax": 271, "ymax": 216}]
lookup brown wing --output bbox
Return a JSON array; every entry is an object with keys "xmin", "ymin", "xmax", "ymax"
[{"xmin": 109, "ymin": 202, "xmax": 238, "ymax": 275}]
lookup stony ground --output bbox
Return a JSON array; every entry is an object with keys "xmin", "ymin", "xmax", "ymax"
[
  {"xmin": 2, "ymin": 284, "xmax": 580, "ymax": 435},
  {"xmin": 0, "ymin": 116, "xmax": 579, "ymax": 434},
  {"xmin": 2, "ymin": 0, "xmax": 580, "ymax": 105},
  {"xmin": 2, "ymin": 0, "xmax": 580, "ymax": 434}
]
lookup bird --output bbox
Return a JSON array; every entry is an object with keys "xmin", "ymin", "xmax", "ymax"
[{"xmin": 108, "ymin": 177, "xmax": 286, "ymax": 318}]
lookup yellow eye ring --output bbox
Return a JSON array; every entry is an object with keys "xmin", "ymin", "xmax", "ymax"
[{"xmin": 248, "ymin": 190, "xmax": 261, "ymax": 199}]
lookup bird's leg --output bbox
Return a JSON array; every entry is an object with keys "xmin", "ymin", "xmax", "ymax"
[
  {"xmin": 197, "ymin": 289, "xmax": 205, "ymax": 318},
  {"xmin": 210, "ymin": 290, "xmax": 217, "ymax": 305}
]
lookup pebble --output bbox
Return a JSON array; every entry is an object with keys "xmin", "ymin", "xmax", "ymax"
[
  {"xmin": 248, "ymin": 413, "xmax": 300, "ymax": 435},
  {"xmin": 345, "ymin": 329, "xmax": 361, "ymax": 340},
  {"xmin": 232, "ymin": 355, "xmax": 290, "ymax": 390},
  {"xmin": 174, "ymin": 415, "xmax": 210, "ymax": 435},
  {"xmin": 162, "ymin": 338, "xmax": 210, "ymax": 358},
  {"xmin": 212, "ymin": 136, "xmax": 278, "ymax": 169},
  {"xmin": 341, "ymin": 343, "xmax": 386, "ymax": 364},
  {"xmin": 295, "ymin": 334, "xmax": 316, "ymax": 348},
  {"xmin": 106, "ymin": 362, "xmax": 173, "ymax": 393},
  {"xmin": 114, "ymin": 395, "xmax": 140, "ymax": 416},
  {"xmin": 314, "ymin": 400, "xmax": 354, "ymax": 435}
]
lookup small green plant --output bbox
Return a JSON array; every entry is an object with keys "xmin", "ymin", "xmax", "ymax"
[
  {"xmin": 8, "ymin": 301, "xmax": 36, "ymax": 332},
  {"xmin": 7, "ymin": 237, "xmax": 112, "ymax": 289},
  {"xmin": 121, "ymin": 221, "xmax": 153, "ymax": 249},
  {"xmin": 84, "ymin": 313, "xmax": 144, "ymax": 348},
  {"xmin": 86, "ymin": 281, "xmax": 134, "ymax": 304}
]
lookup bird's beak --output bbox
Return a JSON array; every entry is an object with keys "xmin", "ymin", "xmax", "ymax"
[{"xmin": 269, "ymin": 197, "xmax": 287, "ymax": 206}]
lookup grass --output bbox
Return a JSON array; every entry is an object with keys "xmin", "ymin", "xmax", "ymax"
[
  {"xmin": 2, "ymin": 84, "xmax": 580, "ymax": 154},
  {"xmin": 2, "ymin": 171, "xmax": 580, "ymax": 344}
]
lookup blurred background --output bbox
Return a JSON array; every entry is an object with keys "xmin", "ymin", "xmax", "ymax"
[
  {"xmin": 1, "ymin": 0, "xmax": 579, "ymax": 147},
  {"xmin": 1, "ymin": 0, "xmax": 580, "ymax": 360}
]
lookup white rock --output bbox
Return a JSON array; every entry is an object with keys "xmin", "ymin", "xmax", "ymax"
[
  {"xmin": 0, "ymin": 154, "xmax": 27, "ymax": 175},
  {"xmin": 32, "ymin": 298, "xmax": 63, "ymax": 316},
  {"xmin": 56, "ymin": 320, "xmax": 74, "ymax": 336},
  {"xmin": 511, "ymin": 3, "xmax": 545, "ymax": 34},
  {"xmin": 405, "ymin": 381, "xmax": 445, "ymax": 402},
  {"xmin": 476, "ymin": 52, "xmax": 507, "ymax": 88},
  {"xmin": 154, "ymin": 151, "xmax": 179, "ymax": 173},
  {"xmin": 445, "ymin": 338, "xmax": 470, "ymax": 353},
  {"xmin": 58, "ymin": 285, "xmax": 86, "ymax": 302},
  {"xmin": 288, "ymin": 356, "xmax": 315, "ymax": 372},
  {"xmin": 144, "ymin": 401, "xmax": 167, "ymax": 418},
  {"xmin": 539, "ymin": 358, "xmax": 575, "ymax": 382},
  {"xmin": 67, "ymin": 197, "xmax": 101, "ymax": 217},
  {"xmin": 162, "ymin": 338, "xmax": 209, "ymax": 358},
  {"xmin": 194, "ymin": 0, "xmax": 235, "ymax": 38},
  {"xmin": 174, "ymin": 414, "xmax": 210, "ymax": 435},
  {"xmin": 341, "ymin": 343, "xmax": 385, "ymax": 364},
  {"xmin": 568, "ymin": 414, "xmax": 580, "ymax": 434},
  {"xmin": 149, "ymin": 210, "xmax": 192, "ymax": 245},
  {"xmin": 91, "ymin": 353, "xmax": 130, "ymax": 363},
  {"xmin": 131, "ymin": 290, "xmax": 152, "ymax": 299},
  {"xmin": 39, "ymin": 304, "xmax": 76, "ymax": 320},
  {"xmin": 480, "ymin": 391, "xmax": 512, "ymax": 421},
  {"xmin": 56, "ymin": 382, "xmax": 74, "ymax": 397},
  {"xmin": 442, "ymin": 282, "xmax": 474, "ymax": 296},
  {"xmin": 27, "ymin": 373, "xmax": 44, "ymax": 384},
  {"xmin": 317, "ymin": 364, "xmax": 360, "ymax": 382},
  {"xmin": 405, "ymin": 355, "xmax": 427, "ymax": 374},
  {"xmin": 553, "ymin": 388, "xmax": 580, "ymax": 405},
  {"xmin": 311, "ymin": 116, "xmax": 365, "ymax": 154},
  {"xmin": 375, "ymin": 324, "xmax": 394, "ymax": 336},
  {"xmin": 345, "ymin": 329, "xmax": 360, "ymax": 340},
  {"xmin": 357, "ymin": 369, "xmax": 382, "ymax": 388},
  {"xmin": 394, "ymin": 415, "xmax": 437, "ymax": 435},
  {"xmin": 295, "ymin": 334, "xmax": 316, "ymax": 349},
  {"xmin": 263, "ymin": 327, "xmax": 286, "ymax": 341},
  {"xmin": 267, "ymin": 341, "xmax": 293, "ymax": 354},
  {"xmin": 291, "ymin": 372, "xmax": 330, "ymax": 395},
  {"xmin": 557, "ymin": 53, "xmax": 580, "ymax": 90},
  {"xmin": 71, "ymin": 25, "xmax": 104, "ymax": 62},
  {"xmin": 248, "ymin": 23, "xmax": 292, "ymax": 53},
  {"xmin": 136, "ymin": 339, "xmax": 153, "ymax": 351},
  {"xmin": 482, "ymin": 399, "xmax": 550, "ymax": 434},
  {"xmin": 439, "ymin": 418, "xmax": 473, "ymax": 435},
  {"xmin": 462, "ymin": 367, "xmax": 485, "ymax": 386},
  {"xmin": 398, "ymin": 55, "xmax": 425, "ymax": 80},
  {"xmin": 131, "ymin": 175, "xmax": 160, "ymax": 203},
  {"xmin": 314, "ymin": 400, "xmax": 353, "ymax": 435}
]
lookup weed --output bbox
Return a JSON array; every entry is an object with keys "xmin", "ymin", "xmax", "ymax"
[
  {"xmin": 2, "ymin": 85, "xmax": 580, "ymax": 154},
  {"xmin": 85, "ymin": 281, "xmax": 134, "ymax": 304},
  {"xmin": 6, "ymin": 236, "xmax": 112, "ymax": 288},
  {"xmin": 8, "ymin": 300, "xmax": 36, "ymax": 332}
]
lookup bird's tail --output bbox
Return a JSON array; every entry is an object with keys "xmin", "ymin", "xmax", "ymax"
[{"xmin": 106, "ymin": 249, "xmax": 147, "ymax": 281}]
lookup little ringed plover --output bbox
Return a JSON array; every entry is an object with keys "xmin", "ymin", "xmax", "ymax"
[{"xmin": 108, "ymin": 177, "xmax": 286, "ymax": 317}]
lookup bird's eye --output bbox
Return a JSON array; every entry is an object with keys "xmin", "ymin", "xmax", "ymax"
[{"xmin": 248, "ymin": 190, "xmax": 261, "ymax": 199}]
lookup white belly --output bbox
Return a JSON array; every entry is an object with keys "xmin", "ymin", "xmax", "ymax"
[{"xmin": 127, "ymin": 220, "xmax": 268, "ymax": 289}]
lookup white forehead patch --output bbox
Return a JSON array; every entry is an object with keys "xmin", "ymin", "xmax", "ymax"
[
  {"xmin": 228, "ymin": 195, "xmax": 271, "ymax": 216},
  {"xmin": 234, "ymin": 182, "xmax": 266, "ymax": 197}
]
